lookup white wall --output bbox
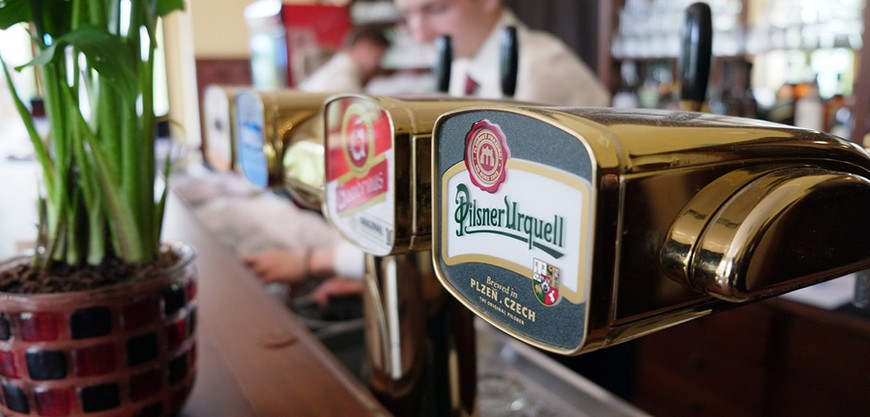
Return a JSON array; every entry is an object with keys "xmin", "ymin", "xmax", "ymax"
[
  {"xmin": 189, "ymin": 0, "xmax": 253, "ymax": 58},
  {"xmin": 189, "ymin": 0, "xmax": 318, "ymax": 58}
]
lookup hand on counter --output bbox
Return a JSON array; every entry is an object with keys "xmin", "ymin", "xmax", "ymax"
[
  {"xmin": 242, "ymin": 247, "xmax": 336, "ymax": 284},
  {"xmin": 311, "ymin": 277, "xmax": 365, "ymax": 308},
  {"xmin": 243, "ymin": 247, "xmax": 365, "ymax": 308}
]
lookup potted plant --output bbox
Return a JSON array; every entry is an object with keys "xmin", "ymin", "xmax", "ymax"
[{"xmin": 0, "ymin": 1, "xmax": 196, "ymax": 416}]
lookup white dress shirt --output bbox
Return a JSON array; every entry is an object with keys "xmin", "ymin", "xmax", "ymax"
[{"xmin": 448, "ymin": 10, "xmax": 611, "ymax": 107}]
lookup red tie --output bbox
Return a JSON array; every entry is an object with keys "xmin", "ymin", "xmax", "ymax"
[{"xmin": 464, "ymin": 75, "xmax": 479, "ymax": 96}]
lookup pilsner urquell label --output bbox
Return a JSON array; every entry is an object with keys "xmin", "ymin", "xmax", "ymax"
[{"xmin": 433, "ymin": 110, "xmax": 596, "ymax": 352}]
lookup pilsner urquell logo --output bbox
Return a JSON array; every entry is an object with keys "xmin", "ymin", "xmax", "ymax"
[
  {"xmin": 453, "ymin": 185, "xmax": 566, "ymax": 258},
  {"xmin": 454, "ymin": 120, "xmax": 566, "ymax": 259},
  {"xmin": 464, "ymin": 120, "xmax": 509, "ymax": 193}
]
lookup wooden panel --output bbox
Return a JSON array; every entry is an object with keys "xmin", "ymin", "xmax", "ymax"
[
  {"xmin": 766, "ymin": 302, "xmax": 870, "ymax": 417},
  {"xmin": 635, "ymin": 308, "xmax": 772, "ymax": 415},
  {"xmin": 635, "ymin": 362, "xmax": 759, "ymax": 417},
  {"xmin": 635, "ymin": 298, "xmax": 870, "ymax": 417},
  {"xmin": 195, "ymin": 58, "xmax": 252, "ymax": 98}
]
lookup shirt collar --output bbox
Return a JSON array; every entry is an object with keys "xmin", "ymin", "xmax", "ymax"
[{"xmin": 464, "ymin": 10, "xmax": 522, "ymax": 90}]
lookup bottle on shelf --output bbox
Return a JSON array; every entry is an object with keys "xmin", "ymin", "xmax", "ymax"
[
  {"xmin": 826, "ymin": 94, "xmax": 855, "ymax": 139},
  {"xmin": 794, "ymin": 76, "xmax": 824, "ymax": 131},
  {"xmin": 708, "ymin": 59, "xmax": 758, "ymax": 119},
  {"xmin": 764, "ymin": 83, "xmax": 797, "ymax": 126},
  {"xmin": 612, "ymin": 60, "xmax": 640, "ymax": 109}
]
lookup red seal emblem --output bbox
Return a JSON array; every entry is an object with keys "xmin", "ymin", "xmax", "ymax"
[
  {"xmin": 342, "ymin": 104, "xmax": 375, "ymax": 174},
  {"xmin": 464, "ymin": 120, "xmax": 509, "ymax": 193}
]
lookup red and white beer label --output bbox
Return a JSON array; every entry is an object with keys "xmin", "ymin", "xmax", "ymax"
[{"xmin": 325, "ymin": 97, "xmax": 395, "ymax": 255}]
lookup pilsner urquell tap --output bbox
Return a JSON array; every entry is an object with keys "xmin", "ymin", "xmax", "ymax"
[
  {"xmin": 431, "ymin": 106, "xmax": 870, "ymax": 356},
  {"xmin": 234, "ymin": 90, "xmax": 331, "ymax": 193}
]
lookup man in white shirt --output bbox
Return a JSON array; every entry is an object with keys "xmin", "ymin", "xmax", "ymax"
[
  {"xmin": 297, "ymin": 27, "xmax": 391, "ymax": 93},
  {"xmin": 245, "ymin": 1, "xmax": 610, "ymax": 302},
  {"xmin": 395, "ymin": 0, "xmax": 610, "ymax": 106}
]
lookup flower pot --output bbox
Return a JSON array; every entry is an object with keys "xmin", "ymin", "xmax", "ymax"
[{"xmin": 0, "ymin": 242, "xmax": 197, "ymax": 417}]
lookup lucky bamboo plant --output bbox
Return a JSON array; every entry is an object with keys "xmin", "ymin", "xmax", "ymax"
[{"xmin": 0, "ymin": 0, "xmax": 184, "ymax": 277}]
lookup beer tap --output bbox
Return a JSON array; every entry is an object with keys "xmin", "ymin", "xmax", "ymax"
[
  {"xmin": 678, "ymin": 2, "xmax": 712, "ymax": 112},
  {"xmin": 431, "ymin": 105, "xmax": 870, "ymax": 356},
  {"xmin": 435, "ymin": 27, "xmax": 518, "ymax": 98},
  {"xmin": 201, "ymin": 84, "xmax": 244, "ymax": 171},
  {"xmin": 855, "ymin": 270, "xmax": 870, "ymax": 310},
  {"xmin": 320, "ymin": 95, "xmax": 525, "ymax": 416},
  {"xmin": 500, "ymin": 26, "xmax": 519, "ymax": 99},
  {"xmin": 317, "ymin": 26, "xmax": 521, "ymax": 414},
  {"xmin": 235, "ymin": 89, "xmax": 329, "ymax": 193},
  {"xmin": 434, "ymin": 35, "xmax": 452, "ymax": 94},
  {"xmin": 317, "ymin": 26, "xmax": 522, "ymax": 415}
]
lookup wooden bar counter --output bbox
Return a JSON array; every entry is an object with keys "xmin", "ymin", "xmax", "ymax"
[
  {"xmin": 0, "ymin": 156, "xmax": 389, "ymax": 417},
  {"xmin": 167, "ymin": 191, "xmax": 388, "ymax": 417}
]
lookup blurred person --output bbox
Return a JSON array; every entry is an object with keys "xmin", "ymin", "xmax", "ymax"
[
  {"xmin": 243, "ymin": 29, "xmax": 390, "ymax": 305},
  {"xmin": 394, "ymin": 0, "xmax": 610, "ymax": 106},
  {"xmin": 297, "ymin": 26, "xmax": 391, "ymax": 93}
]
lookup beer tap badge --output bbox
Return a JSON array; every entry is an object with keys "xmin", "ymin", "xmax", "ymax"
[
  {"xmin": 434, "ymin": 109, "xmax": 596, "ymax": 352},
  {"xmin": 465, "ymin": 120, "xmax": 509, "ymax": 193},
  {"xmin": 325, "ymin": 97, "xmax": 395, "ymax": 256}
]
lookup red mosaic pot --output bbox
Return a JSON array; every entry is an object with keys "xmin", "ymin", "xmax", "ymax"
[{"xmin": 0, "ymin": 242, "xmax": 197, "ymax": 417}]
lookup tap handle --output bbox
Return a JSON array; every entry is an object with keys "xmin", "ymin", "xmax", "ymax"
[
  {"xmin": 854, "ymin": 269, "xmax": 870, "ymax": 310},
  {"xmin": 435, "ymin": 35, "xmax": 452, "ymax": 93},
  {"xmin": 500, "ymin": 26, "xmax": 519, "ymax": 98},
  {"xmin": 679, "ymin": 2, "xmax": 712, "ymax": 112}
]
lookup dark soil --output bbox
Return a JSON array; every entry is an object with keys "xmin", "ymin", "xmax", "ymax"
[{"xmin": 0, "ymin": 250, "xmax": 182, "ymax": 294}]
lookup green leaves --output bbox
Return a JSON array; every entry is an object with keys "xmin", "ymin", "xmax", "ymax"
[
  {"xmin": 19, "ymin": 26, "xmax": 137, "ymax": 100},
  {"xmin": 0, "ymin": 0, "xmax": 31, "ymax": 30},
  {"xmin": 156, "ymin": 0, "xmax": 185, "ymax": 17},
  {"xmin": 2, "ymin": 0, "xmax": 186, "ymax": 269}
]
